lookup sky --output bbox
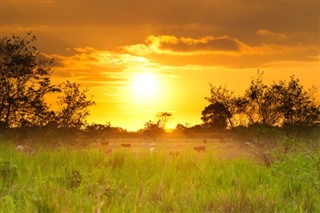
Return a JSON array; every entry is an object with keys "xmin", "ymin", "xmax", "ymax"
[{"xmin": 1, "ymin": 0, "xmax": 320, "ymax": 130}]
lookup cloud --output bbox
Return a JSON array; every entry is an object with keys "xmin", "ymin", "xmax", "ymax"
[
  {"xmin": 124, "ymin": 34, "xmax": 318, "ymax": 61},
  {"xmin": 257, "ymin": 29, "xmax": 288, "ymax": 40},
  {"xmin": 157, "ymin": 35, "xmax": 240, "ymax": 52},
  {"xmin": 48, "ymin": 46, "xmax": 179, "ymax": 87},
  {"xmin": 121, "ymin": 34, "xmax": 319, "ymax": 68},
  {"xmin": 124, "ymin": 35, "xmax": 242, "ymax": 55},
  {"xmin": 49, "ymin": 47, "xmax": 131, "ymax": 86}
]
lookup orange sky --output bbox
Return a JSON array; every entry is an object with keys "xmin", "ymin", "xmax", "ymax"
[{"xmin": 1, "ymin": 1, "xmax": 320, "ymax": 130}]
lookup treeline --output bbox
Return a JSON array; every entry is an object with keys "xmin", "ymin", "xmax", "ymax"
[
  {"xmin": 1, "ymin": 33, "xmax": 320, "ymax": 141},
  {"xmin": 201, "ymin": 71, "xmax": 320, "ymax": 130}
]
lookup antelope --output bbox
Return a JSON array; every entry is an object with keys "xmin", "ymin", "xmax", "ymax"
[
  {"xmin": 121, "ymin": 143, "xmax": 131, "ymax": 148},
  {"xmin": 16, "ymin": 144, "xmax": 34, "ymax": 154},
  {"xmin": 169, "ymin": 151, "xmax": 179, "ymax": 156},
  {"xmin": 194, "ymin": 146, "xmax": 206, "ymax": 153},
  {"xmin": 149, "ymin": 147, "xmax": 156, "ymax": 153},
  {"xmin": 105, "ymin": 147, "xmax": 112, "ymax": 155}
]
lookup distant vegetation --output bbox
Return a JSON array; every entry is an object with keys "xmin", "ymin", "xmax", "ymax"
[
  {"xmin": 202, "ymin": 71, "xmax": 320, "ymax": 130},
  {"xmin": 1, "ymin": 33, "xmax": 319, "ymax": 140}
]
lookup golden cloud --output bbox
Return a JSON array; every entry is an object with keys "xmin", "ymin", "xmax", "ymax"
[
  {"xmin": 124, "ymin": 35, "xmax": 242, "ymax": 55},
  {"xmin": 48, "ymin": 47, "xmax": 131, "ymax": 86},
  {"xmin": 123, "ymin": 34, "xmax": 319, "ymax": 68},
  {"xmin": 48, "ymin": 46, "xmax": 179, "ymax": 87},
  {"xmin": 257, "ymin": 29, "xmax": 288, "ymax": 40}
]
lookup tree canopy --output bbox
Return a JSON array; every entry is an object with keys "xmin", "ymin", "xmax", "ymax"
[
  {"xmin": 202, "ymin": 71, "xmax": 320, "ymax": 130},
  {"xmin": 0, "ymin": 33, "xmax": 95, "ymax": 130}
]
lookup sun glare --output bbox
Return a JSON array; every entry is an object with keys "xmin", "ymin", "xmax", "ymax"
[{"xmin": 132, "ymin": 73, "xmax": 158, "ymax": 98}]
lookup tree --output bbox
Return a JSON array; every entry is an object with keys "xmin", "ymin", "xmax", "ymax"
[
  {"xmin": 0, "ymin": 33, "xmax": 59, "ymax": 129},
  {"xmin": 156, "ymin": 112, "xmax": 172, "ymax": 129},
  {"xmin": 203, "ymin": 84, "xmax": 245, "ymax": 129},
  {"xmin": 276, "ymin": 77, "xmax": 320, "ymax": 126},
  {"xmin": 202, "ymin": 71, "xmax": 320, "ymax": 129},
  {"xmin": 244, "ymin": 73, "xmax": 320, "ymax": 126},
  {"xmin": 173, "ymin": 123, "xmax": 187, "ymax": 134},
  {"xmin": 201, "ymin": 102, "xmax": 229, "ymax": 129},
  {"xmin": 244, "ymin": 71, "xmax": 281, "ymax": 126},
  {"xmin": 0, "ymin": 33, "xmax": 96, "ymax": 130},
  {"xmin": 141, "ymin": 112, "xmax": 172, "ymax": 139},
  {"xmin": 55, "ymin": 81, "xmax": 95, "ymax": 129}
]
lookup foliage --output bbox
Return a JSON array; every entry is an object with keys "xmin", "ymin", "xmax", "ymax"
[
  {"xmin": 203, "ymin": 84, "xmax": 247, "ymax": 129},
  {"xmin": 55, "ymin": 81, "xmax": 95, "ymax": 129},
  {"xmin": 141, "ymin": 112, "xmax": 172, "ymax": 139},
  {"xmin": 201, "ymin": 102, "xmax": 230, "ymax": 129},
  {"xmin": 245, "ymin": 72, "xmax": 320, "ymax": 126},
  {"xmin": 0, "ymin": 33, "xmax": 59, "ymax": 129},
  {"xmin": 0, "ymin": 33, "xmax": 95, "ymax": 130},
  {"xmin": 203, "ymin": 71, "xmax": 320, "ymax": 130},
  {"xmin": 142, "ymin": 120, "xmax": 165, "ymax": 139},
  {"xmin": 85, "ymin": 123, "xmax": 126, "ymax": 138}
]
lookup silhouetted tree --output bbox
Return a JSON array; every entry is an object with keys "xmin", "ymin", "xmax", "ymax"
[
  {"xmin": 0, "ymin": 33, "xmax": 96, "ymax": 130},
  {"xmin": 203, "ymin": 71, "xmax": 320, "ymax": 129},
  {"xmin": 274, "ymin": 77, "xmax": 320, "ymax": 126},
  {"xmin": 244, "ymin": 73, "xmax": 320, "ymax": 126},
  {"xmin": 142, "ymin": 120, "xmax": 164, "ymax": 139},
  {"xmin": 55, "ymin": 81, "xmax": 95, "ymax": 129},
  {"xmin": 203, "ymin": 84, "xmax": 246, "ymax": 129},
  {"xmin": 173, "ymin": 123, "xmax": 187, "ymax": 134},
  {"xmin": 141, "ymin": 112, "xmax": 172, "ymax": 139},
  {"xmin": 0, "ymin": 33, "xmax": 59, "ymax": 129},
  {"xmin": 244, "ymin": 71, "xmax": 281, "ymax": 125},
  {"xmin": 201, "ymin": 102, "xmax": 229, "ymax": 129},
  {"xmin": 156, "ymin": 112, "xmax": 172, "ymax": 129}
]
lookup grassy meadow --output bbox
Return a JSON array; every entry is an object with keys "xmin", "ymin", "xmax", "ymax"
[{"xmin": 0, "ymin": 135, "xmax": 320, "ymax": 213}]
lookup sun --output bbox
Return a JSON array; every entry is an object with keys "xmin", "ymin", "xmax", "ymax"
[{"xmin": 132, "ymin": 72, "xmax": 158, "ymax": 98}]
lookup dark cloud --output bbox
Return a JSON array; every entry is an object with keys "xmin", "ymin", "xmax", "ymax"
[
  {"xmin": 158, "ymin": 36, "xmax": 240, "ymax": 52},
  {"xmin": 2, "ymin": 1, "xmax": 319, "ymax": 50}
]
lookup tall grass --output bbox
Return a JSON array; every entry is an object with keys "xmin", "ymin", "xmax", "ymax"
[{"xmin": 0, "ymin": 142, "xmax": 319, "ymax": 212}]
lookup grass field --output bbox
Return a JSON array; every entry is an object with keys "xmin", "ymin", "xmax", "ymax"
[{"xmin": 0, "ymin": 138, "xmax": 319, "ymax": 212}]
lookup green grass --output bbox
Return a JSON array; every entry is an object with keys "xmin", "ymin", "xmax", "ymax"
[{"xmin": 0, "ymin": 142, "xmax": 319, "ymax": 213}]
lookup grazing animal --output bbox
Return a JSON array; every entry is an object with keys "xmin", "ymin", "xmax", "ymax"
[
  {"xmin": 244, "ymin": 142, "xmax": 252, "ymax": 146},
  {"xmin": 149, "ymin": 147, "xmax": 156, "ymax": 153},
  {"xmin": 105, "ymin": 147, "xmax": 112, "ymax": 154},
  {"xmin": 141, "ymin": 143, "xmax": 147, "ymax": 147},
  {"xmin": 16, "ymin": 145, "xmax": 25, "ymax": 151},
  {"xmin": 16, "ymin": 144, "xmax": 34, "ymax": 154},
  {"xmin": 121, "ymin": 143, "xmax": 131, "ymax": 148},
  {"xmin": 169, "ymin": 151, "xmax": 179, "ymax": 156},
  {"xmin": 194, "ymin": 146, "xmax": 206, "ymax": 153},
  {"xmin": 149, "ymin": 143, "xmax": 155, "ymax": 148},
  {"xmin": 101, "ymin": 139, "xmax": 109, "ymax": 145}
]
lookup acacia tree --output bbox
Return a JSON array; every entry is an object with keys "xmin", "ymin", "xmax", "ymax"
[{"xmin": 0, "ymin": 33, "xmax": 59, "ymax": 129}]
